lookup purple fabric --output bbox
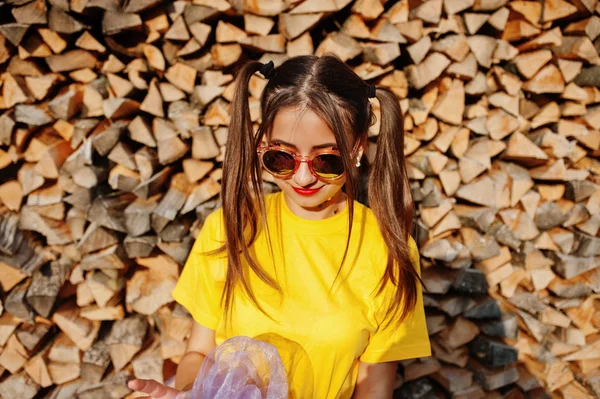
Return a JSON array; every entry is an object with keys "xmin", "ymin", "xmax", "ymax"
[{"xmin": 175, "ymin": 336, "xmax": 288, "ymax": 399}]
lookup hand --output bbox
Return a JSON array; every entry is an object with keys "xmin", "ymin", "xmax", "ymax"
[{"xmin": 127, "ymin": 378, "xmax": 184, "ymax": 399}]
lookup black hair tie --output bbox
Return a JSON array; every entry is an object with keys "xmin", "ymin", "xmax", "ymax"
[
  {"xmin": 260, "ymin": 61, "xmax": 276, "ymax": 80},
  {"xmin": 366, "ymin": 84, "xmax": 377, "ymax": 98}
]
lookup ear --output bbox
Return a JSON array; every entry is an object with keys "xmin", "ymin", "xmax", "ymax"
[
  {"xmin": 355, "ymin": 146, "xmax": 364, "ymax": 167},
  {"xmin": 356, "ymin": 146, "xmax": 364, "ymax": 161}
]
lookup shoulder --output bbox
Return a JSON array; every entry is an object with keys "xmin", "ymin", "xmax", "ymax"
[
  {"xmin": 196, "ymin": 193, "xmax": 280, "ymax": 245},
  {"xmin": 360, "ymin": 204, "xmax": 420, "ymax": 271},
  {"xmin": 192, "ymin": 207, "xmax": 225, "ymax": 253}
]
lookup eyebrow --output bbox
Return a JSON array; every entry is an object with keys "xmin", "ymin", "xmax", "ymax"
[{"xmin": 270, "ymin": 139, "xmax": 337, "ymax": 150}]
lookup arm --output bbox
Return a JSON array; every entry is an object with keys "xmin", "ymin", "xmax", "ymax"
[
  {"xmin": 174, "ymin": 321, "xmax": 217, "ymax": 391},
  {"xmin": 353, "ymin": 361, "xmax": 397, "ymax": 399}
]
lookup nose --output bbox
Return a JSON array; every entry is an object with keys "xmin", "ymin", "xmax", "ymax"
[{"xmin": 293, "ymin": 160, "xmax": 317, "ymax": 187}]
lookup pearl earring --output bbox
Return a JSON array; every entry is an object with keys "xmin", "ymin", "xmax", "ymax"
[{"xmin": 355, "ymin": 160, "xmax": 361, "ymax": 167}]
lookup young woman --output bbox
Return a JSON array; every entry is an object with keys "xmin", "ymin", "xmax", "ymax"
[{"xmin": 128, "ymin": 55, "xmax": 430, "ymax": 399}]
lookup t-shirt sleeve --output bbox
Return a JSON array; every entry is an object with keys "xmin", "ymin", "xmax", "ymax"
[
  {"xmin": 359, "ymin": 236, "xmax": 431, "ymax": 363},
  {"xmin": 171, "ymin": 210, "xmax": 227, "ymax": 331}
]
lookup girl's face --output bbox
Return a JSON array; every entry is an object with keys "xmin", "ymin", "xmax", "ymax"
[{"xmin": 266, "ymin": 106, "xmax": 355, "ymax": 219}]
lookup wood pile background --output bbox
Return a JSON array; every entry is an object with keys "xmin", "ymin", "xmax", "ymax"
[{"xmin": 0, "ymin": 0, "xmax": 599, "ymax": 397}]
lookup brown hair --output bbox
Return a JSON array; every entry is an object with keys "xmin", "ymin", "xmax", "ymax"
[{"xmin": 216, "ymin": 55, "xmax": 422, "ymax": 326}]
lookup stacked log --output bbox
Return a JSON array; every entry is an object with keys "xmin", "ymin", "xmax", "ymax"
[{"xmin": 0, "ymin": 0, "xmax": 599, "ymax": 398}]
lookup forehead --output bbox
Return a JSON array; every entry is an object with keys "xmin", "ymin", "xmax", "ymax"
[{"xmin": 269, "ymin": 106, "xmax": 337, "ymax": 149}]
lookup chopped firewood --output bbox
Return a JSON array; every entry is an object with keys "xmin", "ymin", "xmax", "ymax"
[
  {"xmin": 518, "ymin": 28, "xmax": 563, "ymax": 55},
  {"xmin": 464, "ymin": 13, "xmax": 489, "ymax": 35},
  {"xmin": 523, "ymin": 64, "xmax": 565, "ymax": 94},
  {"xmin": 164, "ymin": 16, "xmax": 189, "ymax": 41},
  {"xmin": 80, "ymin": 339, "xmax": 110, "ymax": 383},
  {"xmin": 123, "ymin": 197, "xmax": 157, "ymax": 238},
  {"xmin": 341, "ymin": 14, "xmax": 370, "ymax": 39},
  {"xmin": 315, "ymin": 32, "xmax": 362, "ymax": 62},
  {"xmin": 86, "ymin": 271, "xmax": 124, "ymax": 308},
  {"xmin": 106, "ymin": 314, "xmax": 148, "ymax": 371},
  {"xmin": 488, "ymin": 7, "xmax": 509, "ymax": 31},
  {"xmin": 0, "ymin": 333, "xmax": 29, "ymax": 373},
  {"xmin": 52, "ymin": 302, "xmax": 101, "ymax": 351},
  {"xmin": 287, "ymin": 31, "xmax": 314, "ymax": 57},
  {"xmin": 502, "ymin": 20, "xmax": 540, "ymax": 42},
  {"xmin": 0, "ymin": 23, "xmax": 29, "ymax": 47},
  {"xmin": 18, "ymin": 35, "xmax": 53, "ymax": 59},
  {"xmin": 164, "ymin": 63, "xmax": 196, "ymax": 94},
  {"xmin": 279, "ymin": 13, "xmax": 323, "ymax": 40},
  {"xmin": 151, "ymin": 173, "xmax": 192, "ymax": 232},
  {"xmin": 0, "ymin": 372, "xmax": 40, "ymax": 399},
  {"xmin": 48, "ymin": 7, "xmax": 83, "ymax": 34},
  {"xmin": 554, "ymin": 36, "xmax": 599, "ymax": 65},
  {"xmin": 74, "ymin": 31, "xmax": 105, "ymax": 53},
  {"xmin": 139, "ymin": 79, "xmax": 164, "ymax": 118},
  {"xmin": 77, "ymin": 223, "xmax": 118, "ymax": 255},
  {"xmin": 403, "ymin": 357, "xmax": 441, "ymax": 382},
  {"xmin": 504, "ymin": 132, "xmax": 549, "ymax": 166},
  {"xmin": 566, "ymin": 17, "xmax": 600, "ymax": 43},
  {"xmin": 123, "ymin": 235, "xmax": 157, "ymax": 258},
  {"xmin": 406, "ymin": 36, "xmax": 431, "ymax": 65},
  {"xmin": 431, "ymin": 79, "xmax": 464, "ymax": 125},
  {"xmin": 362, "ymin": 42, "xmax": 401, "ymax": 66},
  {"xmin": 126, "ymin": 266, "xmax": 177, "ymax": 314},
  {"xmin": 157, "ymin": 83, "xmax": 185, "ymax": 103},
  {"xmin": 0, "ymin": 261, "xmax": 27, "ymax": 293},
  {"xmin": 529, "ymin": 159, "xmax": 566, "ymax": 181},
  {"xmin": 48, "ymin": 333, "xmax": 80, "ymax": 365},
  {"xmin": 542, "ymin": 0, "xmax": 578, "ymax": 23},
  {"xmin": 133, "ymin": 165, "xmax": 172, "ymax": 200},
  {"xmin": 244, "ymin": 13, "xmax": 275, "ymax": 36},
  {"xmin": 103, "ymin": 97, "xmax": 140, "ymax": 119},
  {"xmin": 514, "ymin": 50, "xmax": 553, "ymax": 80},
  {"xmin": 508, "ymin": 1, "xmax": 542, "ymax": 26},
  {"xmin": 438, "ymin": 317, "xmax": 480, "ymax": 351},
  {"xmin": 467, "ymin": 358, "xmax": 519, "ymax": 391},
  {"xmin": 370, "ymin": 18, "xmax": 406, "ymax": 44},
  {"xmin": 181, "ymin": 178, "xmax": 221, "ymax": 214},
  {"xmin": 214, "ymin": 20, "xmax": 247, "ymax": 43},
  {"xmin": 210, "ymin": 43, "xmax": 243, "ymax": 67},
  {"xmin": 26, "ymin": 258, "xmax": 70, "ymax": 317},
  {"xmin": 351, "ymin": 0, "xmax": 383, "ymax": 21},
  {"xmin": 46, "ymin": 50, "xmax": 97, "ymax": 72},
  {"xmin": 0, "ymin": 181, "xmax": 23, "ymax": 211},
  {"xmin": 469, "ymin": 335, "xmax": 518, "ymax": 367},
  {"xmin": 79, "ymin": 244, "xmax": 127, "ymax": 272},
  {"xmin": 237, "ymin": 32, "xmax": 288, "ymax": 53},
  {"xmin": 12, "ymin": 0, "xmax": 47, "ymax": 25},
  {"xmin": 102, "ymin": 11, "xmax": 142, "ymax": 35},
  {"xmin": 406, "ymin": 52, "xmax": 451, "ymax": 90},
  {"xmin": 24, "ymin": 351, "xmax": 52, "ymax": 388},
  {"xmin": 551, "ymin": 252, "xmax": 598, "ymax": 279},
  {"xmin": 182, "ymin": 158, "xmax": 213, "ymax": 183},
  {"xmin": 127, "ymin": 117, "xmax": 155, "ymax": 148},
  {"xmin": 467, "ymin": 35, "xmax": 496, "ymax": 68}
]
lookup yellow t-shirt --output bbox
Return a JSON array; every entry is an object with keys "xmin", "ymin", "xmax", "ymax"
[{"xmin": 171, "ymin": 191, "xmax": 431, "ymax": 398}]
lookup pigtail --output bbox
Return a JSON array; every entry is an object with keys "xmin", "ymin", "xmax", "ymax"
[
  {"xmin": 368, "ymin": 87, "xmax": 422, "ymax": 325},
  {"xmin": 219, "ymin": 61, "xmax": 279, "ymax": 320}
]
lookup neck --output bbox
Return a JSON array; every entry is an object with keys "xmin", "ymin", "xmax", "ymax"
[{"xmin": 283, "ymin": 191, "xmax": 347, "ymax": 220}]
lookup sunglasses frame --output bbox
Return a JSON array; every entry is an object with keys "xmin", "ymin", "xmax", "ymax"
[{"xmin": 257, "ymin": 142, "xmax": 359, "ymax": 183}]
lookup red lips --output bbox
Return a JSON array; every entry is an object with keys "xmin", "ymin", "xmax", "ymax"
[{"xmin": 292, "ymin": 186, "xmax": 322, "ymax": 196}]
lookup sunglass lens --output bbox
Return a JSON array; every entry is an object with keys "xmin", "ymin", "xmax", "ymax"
[
  {"xmin": 313, "ymin": 154, "xmax": 344, "ymax": 179},
  {"xmin": 262, "ymin": 150, "xmax": 295, "ymax": 175}
]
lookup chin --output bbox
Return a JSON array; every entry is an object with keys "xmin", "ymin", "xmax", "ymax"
[{"xmin": 282, "ymin": 185, "xmax": 342, "ymax": 209}]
